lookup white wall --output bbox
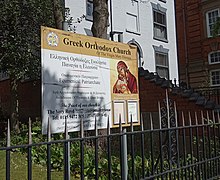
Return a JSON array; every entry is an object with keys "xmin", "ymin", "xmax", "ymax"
[{"xmin": 65, "ymin": 0, "xmax": 179, "ymax": 81}]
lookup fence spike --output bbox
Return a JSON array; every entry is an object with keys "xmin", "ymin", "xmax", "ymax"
[
  {"xmin": 158, "ymin": 101, "xmax": 162, "ymax": 129},
  {"xmin": 206, "ymin": 111, "xmax": 210, "ymax": 124},
  {"xmin": 181, "ymin": 111, "xmax": 185, "ymax": 127},
  {"xmin": 80, "ymin": 117, "xmax": 84, "ymax": 138},
  {"xmin": 174, "ymin": 101, "xmax": 178, "ymax": 127},
  {"xmin": 47, "ymin": 117, "xmax": 51, "ymax": 142},
  {"xmin": 95, "ymin": 116, "xmax": 98, "ymax": 136},
  {"xmin": 107, "ymin": 115, "xmax": 110, "ymax": 135},
  {"xmin": 7, "ymin": 119, "xmax": 10, "ymax": 147},
  {"xmin": 195, "ymin": 112, "xmax": 198, "ymax": 126},
  {"xmin": 165, "ymin": 89, "xmax": 170, "ymax": 128},
  {"xmin": 130, "ymin": 114, "xmax": 133, "ymax": 132},
  {"xmin": 217, "ymin": 110, "xmax": 220, "ymax": 123},
  {"xmin": 28, "ymin": 117, "xmax": 32, "ymax": 144},
  {"xmin": 140, "ymin": 113, "xmax": 144, "ymax": 131},
  {"xmin": 119, "ymin": 114, "xmax": 122, "ymax": 133},
  {"xmin": 212, "ymin": 110, "xmax": 215, "ymax": 124},
  {"xmin": 64, "ymin": 118, "xmax": 69, "ymax": 140},
  {"xmin": 201, "ymin": 111, "xmax": 204, "ymax": 125},
  {"xmin": 150, "ymin": 113, "xmax": 153, "ymax": 130},
  {"xmin": 188, "ymin": 111, "xmax": 192, "ymax": 126}
]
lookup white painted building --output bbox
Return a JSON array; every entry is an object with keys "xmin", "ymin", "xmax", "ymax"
[{"xmin": 65, "ymin": 0, "xmax": 179, "ymax": 81}]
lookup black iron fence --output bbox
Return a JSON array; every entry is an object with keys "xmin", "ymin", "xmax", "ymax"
[
  {"xmin": 193, "ymin": 86, "xmax": 220, "ymax": 105},
  {"xmin": 0, "ymin": 101, "xmax": 220, "ymax": 179}
]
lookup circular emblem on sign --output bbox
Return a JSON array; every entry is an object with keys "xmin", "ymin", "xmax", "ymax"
[{"xmin": 47, "ymin": 32, "xmax": 59, "ymax": 46}]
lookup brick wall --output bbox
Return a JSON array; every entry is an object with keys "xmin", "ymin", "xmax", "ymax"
[
  {"xmin": 139, "ymin": 76, "xmax": 207, "ymax": 112},
  {"xmin": 0, "ymin": 80, "xmax": 11, "ymax": 117},
  {"xmin": 18, "ymin": 80, "xmax": 41, "ymax": 121},
  {"xmin": 0, "ymin": 76, "xmax": 215, "ymax": 125},
  {"xmin": 139, "ymin": 76, "xmax": 213, "ymax": 127},
  {"xmin": 0, "ymin": 79, "xmax": 41, "ymax": 121},
  {"xmin": 175, "ymin": 0, "xmax": 220, "ymax": 89}
]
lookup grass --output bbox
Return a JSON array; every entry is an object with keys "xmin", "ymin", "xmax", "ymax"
[{"xmin": 0, "ymin": 150, "xmax": 73, "ymax": 180}]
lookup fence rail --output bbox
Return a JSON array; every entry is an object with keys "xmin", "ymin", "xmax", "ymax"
[
  {"xmin": 0, "ymin": 102, "xmax": 220, "ymax": 179},
  {"xmin": 194, "ymin": 86, "xmax": 220, "ymax": 105}
]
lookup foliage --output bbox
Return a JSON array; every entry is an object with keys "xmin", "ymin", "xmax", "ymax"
[
  {"xmin": 7, "ymin": 121, "xmax": 145, "ymax": 179},
  {"xmin": 0, "ymin": 0, "xmax": 56, "ymax": 132},
  {"xmin": 0, "ymin": 0, "xmax": 55, "ymax": 80},
  {"xmin": 2, "ymin": 120, "xmax": 220, "ymax": 179}
]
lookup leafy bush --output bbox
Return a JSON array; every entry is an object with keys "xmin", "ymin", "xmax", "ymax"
[
  {"xmin": 6, "ymin": 121, "xmax": 154, "ymax": 179},
  {"xmin": 4, "ymin": 121, "xmax": 120, "ymax": 178},
  {"xmin": 4, "ymin": 120, "xmax": 220, "ymax": 179}
]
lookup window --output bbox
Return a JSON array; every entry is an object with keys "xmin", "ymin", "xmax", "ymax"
[
  {"xmin": 126, "ymin": 0, "xmax": 140, "ymax": 34},
  {"xmin": 86, "ymin": 0, "xmax": 93, "ymax": 21},
  {"xmin": 210, "ymin": 70, "xmax": 220, "ymax": 86},
  {"xmin": 155, "ymin": 52, "xmax": 169, "ymax": 79},
  {"xmin": 206, "ymin": 9, "xmax": 220, "ymax": 37},
  {"xmin": 152, "ymin": 3, "xmax": 167, "ymax": 42},
  {"xmin": 209, "ymin": 51, "xmax": 220, "ymax": 64},
  {"xmin": 153, "ymin": 45, "xmax": 169, "ymax": 79}
]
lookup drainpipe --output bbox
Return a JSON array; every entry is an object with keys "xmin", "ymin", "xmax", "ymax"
[
  {"xmin": 183, "ymin": 0, "xmax": 189, "ymax": 88},
  {"xmin": 110, "ymin": 0, "xmax": 114, "ymax": 41},
  {"xmin": 62, "ymin": 0, "xmax": 68, "ymax": 31},
  {"xmin": 174, "ymin": 0, "xmax": 180, "ymax": 84}
]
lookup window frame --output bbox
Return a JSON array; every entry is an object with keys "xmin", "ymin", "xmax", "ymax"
[
  {"xmin": 206, "ymin": 8, "xmax": 220, "ymax": 37},
  {"xmin": 152, "ymin": 3, "xmax": 168, "ymax": 42},
  {"xmin": 208, "ymin": 51, "xmax": 220, "ymax": 64},
  {"xmin": 86, "ymin": 0, "xmax": 93, "ymax": 21},
  {"xmin": 153, "ymin": 45, "xmax": 169, "ymax": 79},
  {"xmin": 210, "ymin": 69, "xmax": 220, "ymax": 86}
]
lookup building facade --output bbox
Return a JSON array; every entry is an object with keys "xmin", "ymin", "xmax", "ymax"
[
  {"xmin": 0, "ymin": 0, "xmax": 180, "ymax": 120},
  {"xmin": 65, "ymin": 0, "xmax": 179, "ymax": 81},
  {"xmin": 176, "ymin": 0, "xmax": 220, "ymax": 89}
]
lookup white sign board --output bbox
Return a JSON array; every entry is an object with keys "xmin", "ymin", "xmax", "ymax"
[{"xmin": 41, "ymin": 27, "xmax": 139, "ymax": 134}]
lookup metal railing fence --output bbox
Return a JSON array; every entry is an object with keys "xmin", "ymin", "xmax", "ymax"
[
  {"xmin": 193, "ymin": 86, "xmax": 220, "ymax": 105},
  {"xmin": 0, "ymin": 106, "xmax": 220, "ymax": 179}
]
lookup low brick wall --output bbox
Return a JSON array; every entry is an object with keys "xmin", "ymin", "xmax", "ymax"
[{"xmin": 0, "ymin": 76, "xmax": 213, "ymax": 124}]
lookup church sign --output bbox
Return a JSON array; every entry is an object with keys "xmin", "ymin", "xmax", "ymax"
[{"xmin": 41, "ymin": 26, "xmax": 139, "ymax": 134}]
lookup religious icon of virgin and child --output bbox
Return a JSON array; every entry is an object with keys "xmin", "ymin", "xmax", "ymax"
[{"xmin": 113, "ymin": 61, "xmax": 138, "ymax": 94}]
